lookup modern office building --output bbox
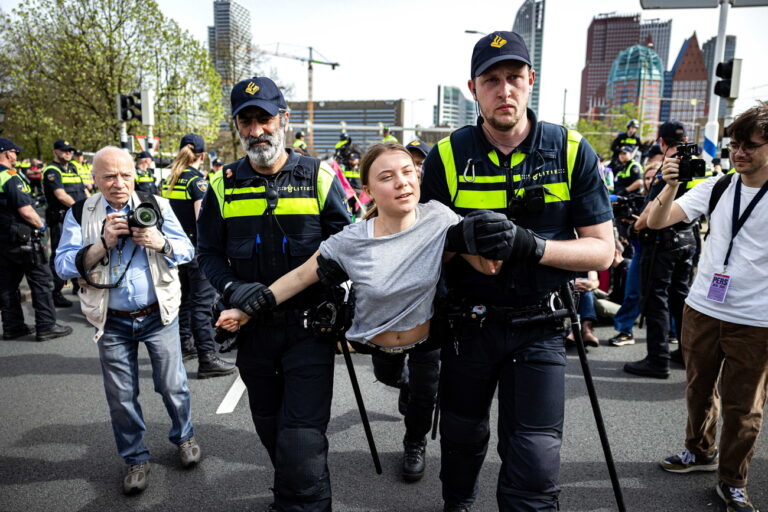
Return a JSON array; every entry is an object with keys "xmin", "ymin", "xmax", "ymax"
[
  {"xmin": 640, "ymin": 18, "xmax": 672, "ymax": 70},
  {"xmin": 669, "ymin": 33, "xmax": 709, "ymax": 131},
  {"xmin": 287, "ymin": 99, "xmax": 405, "ymax": 156},
  {"xmin": 660, "ymin": 70, "xmax": 674, "ymax": 123},
  {"xmin": 702, "ymin": 34, "xmax": 737, "ymax": 115},
  {"xmin": 580, "ymin": 13, "xmax": 641, "ymax": 118},
  {"xmin": 208, "ymin": 0, "xmax": 252, "ymax": 121},
  {"xmin": 433, "ymin": 85, "xmax": 476, "ymax": 129},
  {"xmin": 606, "ymin": 44, "xmax": 663, "ymax": 130},
  {"xmin": 512, "ymin": 0, "xmax": 545, "ymax": 115}
]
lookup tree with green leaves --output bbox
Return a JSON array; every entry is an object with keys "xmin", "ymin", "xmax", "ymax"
[{"xmin": 0, "ymin": 0, "xmax": 224, "ymax": 161}]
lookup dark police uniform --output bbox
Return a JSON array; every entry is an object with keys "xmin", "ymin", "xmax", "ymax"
[
  {"xmin": 613, "ymin": 159, "xmax": 643, "ymax": 196},
  {"xmin": 0, "ymin": 165, "xmax": 58, "ymax": 336},
  {"xmin": 43, "ymin": 161, "xmax": 87, "ymax": 294},
  {"xmin": 636, "ymin": 172, "xmax": 702, "ymax": 369},
  {"xmin": 421, "ymin": 110, "xmax": 612, "ymax": 510},
  {"xmin": 197, "ymin": 148, "xmax": 351, "ymax": 512},
  {"xmin": 610, "ymin": 131, "xmax": 640, "ymax": 163},
  {"xmin": 135, "ymin": 168, "xmax": 158, "ymax": 195},
  {"xmin": 161, "ymin": 167, "xmax": 218, "ymax": 359}
]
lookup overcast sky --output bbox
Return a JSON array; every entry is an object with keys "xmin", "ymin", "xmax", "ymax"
[{"xmin": 3, "ymin": 0, "xmax": 766, "ymax": 127}]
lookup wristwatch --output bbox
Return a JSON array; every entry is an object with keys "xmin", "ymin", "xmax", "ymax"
[{"xmin": 160, "ymin": 237, "xmax": 172, "ymax": 255}]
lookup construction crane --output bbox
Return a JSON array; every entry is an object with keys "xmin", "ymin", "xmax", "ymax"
[{"xmin": 258, "ymin": 44, "xmax": 339, "ymax": 153}]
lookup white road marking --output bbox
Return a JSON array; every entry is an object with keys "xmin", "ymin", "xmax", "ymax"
[{"xmin": 216, "ymin": 375, "xmax": 246, "ymax": 414}]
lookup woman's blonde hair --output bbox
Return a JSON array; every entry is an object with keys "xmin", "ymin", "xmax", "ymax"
[
  {"xmin": 359, "ymin": 142, "xmax": 415, "ymax": 220},
  {"xmin": 167, "ymin": 144, "xmax": 204, "ymax": 192}
]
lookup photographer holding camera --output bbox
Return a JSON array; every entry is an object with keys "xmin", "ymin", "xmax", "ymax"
[
  {"xmin": 647, "ymin": 106, "xmax": 768, "ymax": 512},
  {"xmin": 54, "ymin": 146, "xmax": 201, "ymax": 495},
  {"xmin": 0, "ymin": 137, "xmax": 71, "ymax": 341},
  {"xmin": 623, "ymin": 121, "xmax": 702, "ymax": 379}
]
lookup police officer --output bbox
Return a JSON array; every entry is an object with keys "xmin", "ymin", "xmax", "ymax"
[
  {"xmin": 162, "ymin": 134, "xmax": 235, "ymax": 378},
  {"xmin": 134, "ymin": 151, "xmax": 158, "ymax": 195},
  {"xmin": 625, "ymin": 121, "xmax": 700, "ymax": 379},
  {"xmin": 43, "ymin": 138, "xmax": 88, "ymax": 307},
  {"xmin": 72, "ymin": 149, "xmax": 94, "ymax": 192},
  {"xmin": 197, "ymin": 77, "xmax": 351, "ymax": 512},
  {"xmin": 405, "ymin": 139, "xmax": 432, "ymax": 178},
  {"xmin": 421, "ymin": 31, "xmax": 613, "ymax": 511},
  {"xmin": 613, "ymin": 146, "xmax": 644, "ymax": 196},
  {"xmin": 381, "ymin": 126, "xmax": 398, "ymax": 143},
  {"xmin": 208, "ymin": 158, "xmax": 224, "ymax": 181},
  {"xmin": 292, "ymin": 130, "xmax": 308, "ymax": 155},
  {"xmin": 0, "ymin": 137, "xmax": 71, "ymax": 341},
  {"xmin": 610, "ymin": 119, "xmax": 641, "ymax": 166}
]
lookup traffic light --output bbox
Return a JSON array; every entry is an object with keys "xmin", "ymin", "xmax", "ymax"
[
  {"xmin": 714, "ymin": 58, "xmax": 742, "ymax": 99},
  {"xmin": 116, "ymin": 92, "xmax": 142, "ymax": 122}
]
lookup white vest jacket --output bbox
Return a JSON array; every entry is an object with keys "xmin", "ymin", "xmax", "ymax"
[{"xmin": 77, "ymin": 192, "xmax": 182, "ymax": 341}]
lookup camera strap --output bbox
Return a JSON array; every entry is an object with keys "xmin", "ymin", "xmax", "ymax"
[{"xmin": 722, "ymin": 176, "xmax": 768, "ymax": 272}]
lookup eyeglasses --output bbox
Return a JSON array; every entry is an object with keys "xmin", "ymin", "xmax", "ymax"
[{"xmin": 728, "ymin": 141, "xmax": 768, "ymax": 155}]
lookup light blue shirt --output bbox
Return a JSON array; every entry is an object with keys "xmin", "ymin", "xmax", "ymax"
[{"xmin": 55, "ymin": 195, "xmax": 194, "ymax": 312}]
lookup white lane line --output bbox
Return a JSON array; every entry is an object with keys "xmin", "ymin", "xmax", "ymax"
[{"xmin": 216, "ymin": 375, "xmax": 246, "ymax": 414}]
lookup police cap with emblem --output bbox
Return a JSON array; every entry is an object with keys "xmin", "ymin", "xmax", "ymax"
[
  {"xmin": 231, "ymin": 76, "xmax": 287, "ymax": 119},
  {"xmin": 405, "ymin": 140, "xmax": 432, "ymax": 158},
  {"xmin": 0, "ymin": 137, "xmax": 23, "ymax": 153},
  {"xmin": 53, "ymin": 139, "xmax": 75, "ymax": 151},
  {"xmin": 180, "ymin": 133, "xmax": 205, "ymax": 153},
  {"xmin": 471, "ymin": 31, "xmax": 532, "ymax": 78}
]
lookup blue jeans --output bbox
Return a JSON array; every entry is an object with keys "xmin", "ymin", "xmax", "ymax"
[
  {"xmin": 578, "ymin": 290, "xmax": 597, "ymax": 322},
  {"xmin": 613, "ymin": 242, "xmax": 643, "ymax": 334},
  {"xmin": 98, "ymin": 311, "xmax": 193, "ymax": 465}
]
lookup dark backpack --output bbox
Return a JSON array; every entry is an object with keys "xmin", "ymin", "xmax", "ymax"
[
  {"xmin": 71, "ymin": 191, "xmax": 164, "ymax": 229},
  {"xmin": 704, "ymin": 173, "xmax": 734, "ymax": 240}
]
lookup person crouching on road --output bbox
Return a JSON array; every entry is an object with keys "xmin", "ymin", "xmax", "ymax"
[
  {"xmin": 54, "ymin": 146, "xmax": 201, "ymax": 495},
  {"xmin": 162, "ymin": 134, "xmax": 236, "ymax": 378},
  {"xmin": 215, "ymin": 143, "xmax": 512, "ymax": 487}
]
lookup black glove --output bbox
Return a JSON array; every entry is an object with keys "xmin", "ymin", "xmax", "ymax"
[
  {"xmin": 445, "ymin": 210, "xmax": 514, "ymax": 254},
  {"xmin": 224, "ymin": 281, "xmax": 276, "ymax": 317},
  {"xmin": 316, "ymin": 254, "xmax": 349, "ymax": 287},
  {"xmin": 477, "ymin": 219, "xmax": 546, "ymax": 262}
]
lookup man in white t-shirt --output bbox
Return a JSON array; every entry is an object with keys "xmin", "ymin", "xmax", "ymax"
[{"xmin": 645, "ymin": 105, "xmax": 768, "ymax": 512}]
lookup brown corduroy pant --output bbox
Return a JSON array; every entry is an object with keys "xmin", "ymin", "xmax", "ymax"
[{"xmin": 681, "ymin": 304, "xmax": 768, "ymax": 487}]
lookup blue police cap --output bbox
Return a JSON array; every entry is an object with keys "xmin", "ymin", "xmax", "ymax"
[
  {"xmin": 53, "ymin": 139, "xmax": 75, "ymax": 151},
  {"xmin": 212, "ymin": 158, "xmax": 224, "ymax": 166},
  {"xmin": 136, "ymin": 151, "xmax": 153, "ymax": 159},
  {"xmin": 405, "ymin": 139, "xmax": 432, "ymax": 158},
  {"xmin": 471, "ymin": 31, "xmax": 531, "ymax": 78},
  {"xmin": 0, "ymin": 137, "xmax": 23, "ymax": 153},
  {"xmin": 180, "ymin": 133, "xmax": 205, "ymax": 153},
  {"xmin": 619, "ymin": 146, "xmax": 634, "ymax": 153},
  {"xmin": 231, "ymin": 77, "xmax": 287, "ymax": 119}
]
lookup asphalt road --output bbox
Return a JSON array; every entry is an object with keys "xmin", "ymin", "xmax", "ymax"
[{"xmin": 0, "ymin": 296, "xmax": 765, "ymax": 512}]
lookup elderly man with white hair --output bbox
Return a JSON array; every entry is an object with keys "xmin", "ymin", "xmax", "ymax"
[{"xmin": 55, "ymin": 146, "xmax": 200, "ymax": 495}]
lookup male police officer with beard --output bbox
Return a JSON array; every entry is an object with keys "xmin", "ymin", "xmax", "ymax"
[
  {"xmin": 197, "ymin": 77, "xmax": 351, "ymax": 512},
  {"xmin": 421, "ymin": 32, "xmax": 613, "ymax": 511}
]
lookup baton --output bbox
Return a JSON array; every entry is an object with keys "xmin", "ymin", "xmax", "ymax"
[
  {"xmin": 561, "ymin": 284, "xmax": 626, "ymax": 512},
  {"xmin": 339, "ymin": 339, "xmax": 382, "ymax": 474}
]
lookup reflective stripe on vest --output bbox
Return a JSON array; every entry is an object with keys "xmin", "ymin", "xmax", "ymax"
[
  {"xmin": 43, "ymin": 164, "xmax": 82, "ymax": 184},
  {"xmin": 439, "ymin": 129, "xmax": 581, "ymax": 210},
  {"xmin": 0, "ymin": 170, "xmax": 31, "ymax": 207},
  {"xmin": 161, "ymin": 182, "xmax": 190, "ymax": 200},
  {"xmin": 617, "ymin": 160, "xmax": 641, "ymax": 179},
  {"xmin": 210, "ymin": 162, "xmax": 336, "ymax": 219},
  {"xmin": 343, "ymin": 169, "xmax": 360, "ymax": 179},
  {"xmin": 136, "ymin": 174, "xmax": 155, "ymax": 183}
]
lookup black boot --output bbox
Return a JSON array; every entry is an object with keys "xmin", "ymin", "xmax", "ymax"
[
  {"xmin": 402, "ymin": 435, "xmax": 427, "ymax": 482},
  {"xmin": 444, "ymin": 505, "xmax": 471, "ymax": 512},
  {"xmin": 36, "ymin": 324, "xmax": 73, "ymax": 341},
  {"xmin": 181, "ymin": 338, "xmax": 197, "ymax": 362},
  {"xmin": 3, "ymin": 324, "xmax": 35, "ymax": 340},
  {"xmin": 53, "ymin": 291, "xmax": 72, "ymax": 308},
  {"xmin": 197, "ymin": 351, "xmax": 237, "ymax": 379}
]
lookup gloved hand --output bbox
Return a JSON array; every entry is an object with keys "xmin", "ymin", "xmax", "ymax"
[
  {"xmin": 445, "ymin": 210, "xmax": 514, "ymax": 254},
  {"xmin": 316, "ymin": 254, "xmax": 349, "ymax": 288},
  {"xmin": 224, "ymin": 281, "xmax": 276, "ymax": 317},
  {"xmin": 477, "ymin": 218, "xmax": 545, "ymax": 262}
]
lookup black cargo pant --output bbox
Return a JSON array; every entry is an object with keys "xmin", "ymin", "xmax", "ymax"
[
  {"xmin": 371, "ymin": 345, "xmax": 440, "ymax": 440},
  {"xmin": 178, "ymin": 257, "xmax": 217, "ymax": 355},
  {"xmin": 0, "ymin": 247, "xmax": 57, "ymax": 333},
  {"xmin": 640, "ymin": 230, "xmax": 696, "ymax": 367},
  {"xmin": 440, "ymin": 319, "xmax": 566, "ymax": 511},
  {"xmin": 238, "ymin": 321, "xmax": 335, "ymax": 512}
]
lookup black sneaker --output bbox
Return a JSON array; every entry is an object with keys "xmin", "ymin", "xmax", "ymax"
[
  {"xmin": 197, "ymin": 352, "xmax": 237, "ymax": 379},
  {"xmin": 181, "ymin": 338, "xmax": 197, "ymax": 362},
  {"xmin": 53, "ymin": 291, "xmax": 73, "ymax": 308},
  {"xmin": 670, "ymin": 348, "xmax": 685, "ymax": 367},
  {"xmin": 402, "ymin": 435, "xmax": 427, "ymax": 482},
  {"xmin": 36, "ymin": 324, "xmax": 73, "ymax": 341},
  {"xmin": 609, "ymin": 332, "xmax": 635, "ymax": 346},
  {"xmin": 624, "ymin": 358, "xmax": 670, "ymax": 379},
  {"xmin": 716, "ymin": 481, "xmax": 755, "ymax": 512},
  {"xmin": 444, "ymin": 505, "xmax": 471, "ymax": 512},
  {"xmin": 660, "ymin": 448, "xmax": 718, "ymax": 473},
  {"xmin": 3, "ymin": 324, "xmax": 35, "ymax": 340}
]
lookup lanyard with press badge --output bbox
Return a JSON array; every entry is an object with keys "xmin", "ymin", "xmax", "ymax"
[{"xmin": 706, "ymin": 177, "xmax": 768, "ymax": 303}]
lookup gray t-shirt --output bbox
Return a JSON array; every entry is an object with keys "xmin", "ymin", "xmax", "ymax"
[{"xmin": 319, "ymin": 200, "xmax": 461, "ymax": 343}]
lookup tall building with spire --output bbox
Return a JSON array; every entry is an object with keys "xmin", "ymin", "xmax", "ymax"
[{"xmin": 512, "ymin": 0, "xmax": 545, "ymax": 115}]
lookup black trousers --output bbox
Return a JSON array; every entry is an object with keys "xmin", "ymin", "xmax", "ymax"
[
  {"xmin": 640, "ymin": 233, "xmax": 696, "ymax": 367},
  {"xmin": 238, "ymin": 323, "xmax": 335, "ymax": 512},
  {"xmin": 47, "ymin": 220, "xmax": 66, "ymax": 293},
  {"xmin": 0, "ymin": 247, "xmax": 57, "ymax": 333},
  {"xmin": 177, "ymin": 257, "xmax": 217, "ymax": 355},
  {"xmin": 439, "ymin": 320, "xmax": 566, "ymax": 512},
  {"xmin": 371, "ymin": 346, "xmax": 440, "ymax": 440}
]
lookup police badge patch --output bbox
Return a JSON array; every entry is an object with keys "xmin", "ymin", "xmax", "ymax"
[
  {"xmin": 196, "ymin": 180, "xmax": 208, "ymax": 193},
  {"xmin": 47, "ymin": 173, "xmax": 56, "ymax": 181}
]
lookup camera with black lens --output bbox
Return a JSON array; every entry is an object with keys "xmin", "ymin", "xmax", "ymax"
[
  {"xmin": 124, "ymin": 202, "xmax": 161, "ymax": 229},
  {"xmin": 611, "ymin": 194, "xmax": 646, "ymax": 221},
  {"xmin": 675, "ymin": 142, "xmax": 706, "ymax": 183}
]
